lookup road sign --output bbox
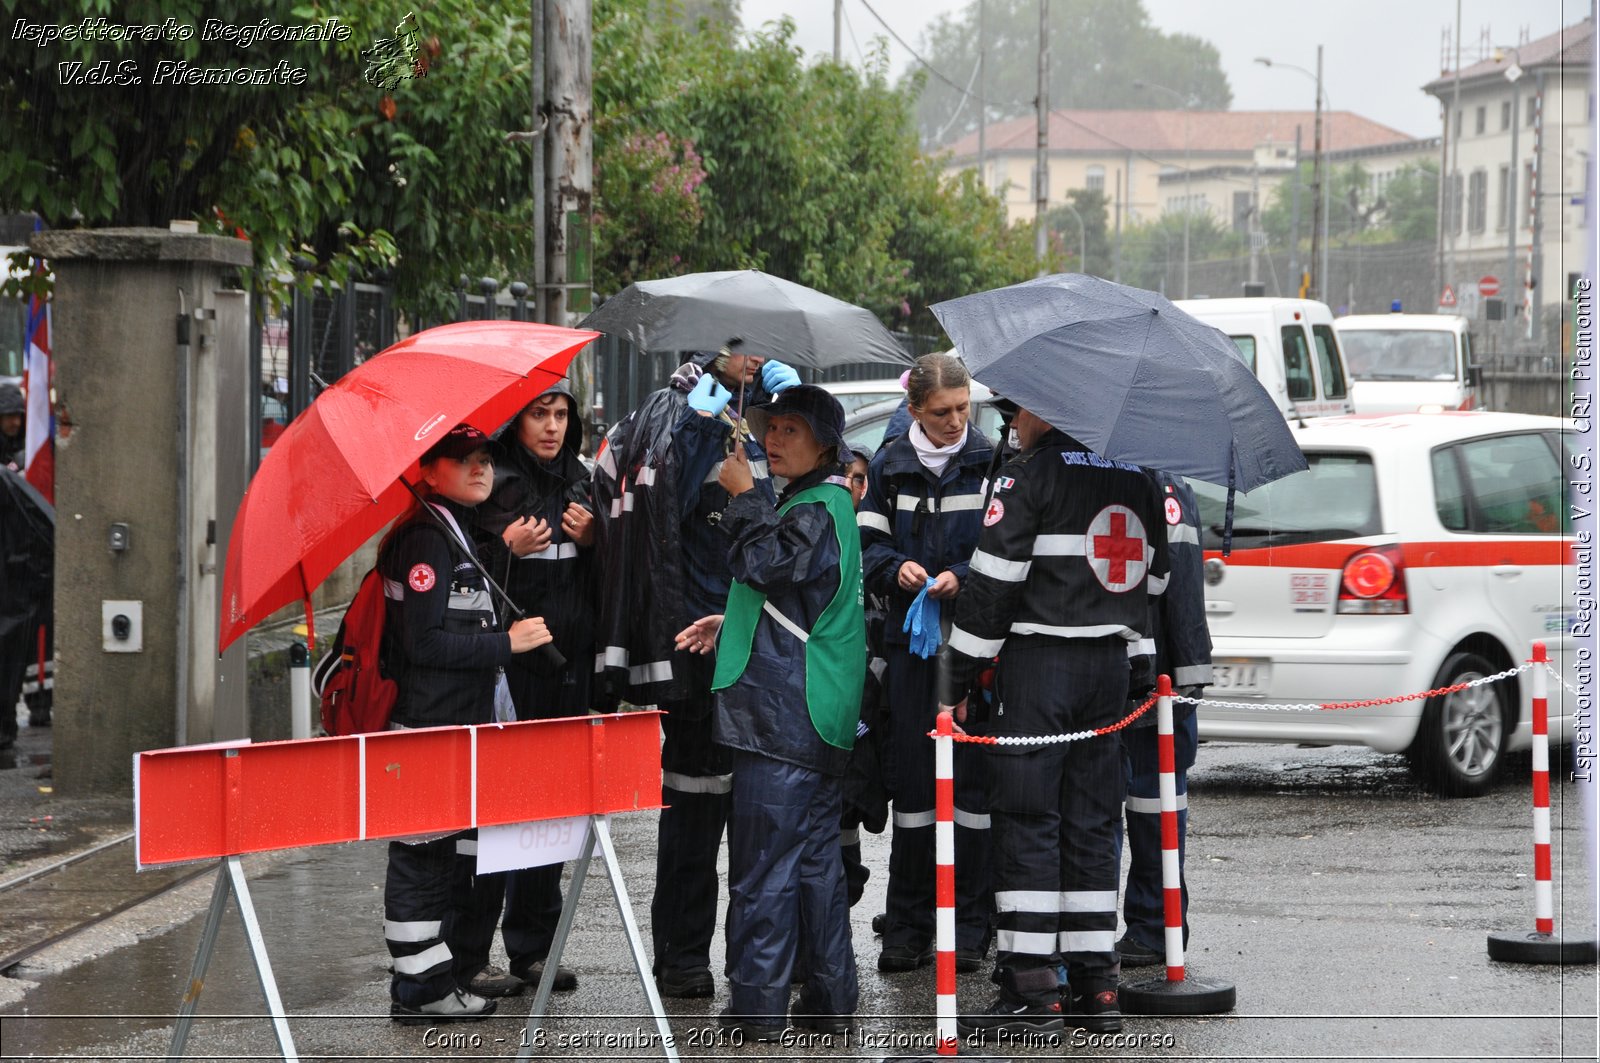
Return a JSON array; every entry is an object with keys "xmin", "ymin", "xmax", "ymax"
[
  {"xmin": 1440, "ymin": 284, "xmax": 1457, "ymax": 308},
  {"xmin": 1479, "ymin": 275, "xmax": 1501, "ymax": 297}
]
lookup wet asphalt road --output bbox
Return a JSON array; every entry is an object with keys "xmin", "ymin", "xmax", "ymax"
[{"xmin": 0, "ymin": 740, "xmax": 1595, "ymax": 1061}]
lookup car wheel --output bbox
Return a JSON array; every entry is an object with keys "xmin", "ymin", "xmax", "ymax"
[{"xmin": 1408, "ymin": 652, "xmax": 1509, "ymax": 798}]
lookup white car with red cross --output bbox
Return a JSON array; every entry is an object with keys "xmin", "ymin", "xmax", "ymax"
[{"xmin": 1188, "ymin": 412, "xmax": 1581, "ymax": 796}]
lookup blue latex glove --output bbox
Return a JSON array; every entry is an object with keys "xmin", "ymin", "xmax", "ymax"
[
  {"xmin": 687, "ymin": 372, "xmax": 732, "ymax": 416},
  {"xmin": 902, "ymin": 577, "xmax": 943, "ymax": 659},
  {"xmin": 761, "ymin": 359, "xmax": 802, "ymax": 394}
]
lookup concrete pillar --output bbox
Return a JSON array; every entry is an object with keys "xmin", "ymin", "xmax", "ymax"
[{"xmin": 30, "ymin": 227, "xmax": 252, "ymax": 794}]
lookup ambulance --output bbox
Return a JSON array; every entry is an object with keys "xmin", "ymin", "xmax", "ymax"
[
  {"xmin": 1174, "ymin": 297, "xmax": 1354, "ymax": 419},
  {"xmin": 1335, "ymin": 309, "xmax": 1479, "ymax": 413}
]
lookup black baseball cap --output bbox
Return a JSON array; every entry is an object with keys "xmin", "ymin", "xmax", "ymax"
[{"xmin": 421, "ymin": 423, "xmax": 492, "ymax": 464}]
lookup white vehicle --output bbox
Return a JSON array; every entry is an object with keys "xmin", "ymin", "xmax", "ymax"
[
  {"xmin": 1336, "ymin": 311, "xmax": 1480, "ymax": 413},
  {"xmin": 1191, "ymin": 412, "xmax": 1577, "ymax": 796},
  {"xmin": 1175, "ymin": 297, "xmax": 1354, "ymax": 419},
  {"xmin": 820, "ymin": 378, "xmax": 911, "ymax": 417}
]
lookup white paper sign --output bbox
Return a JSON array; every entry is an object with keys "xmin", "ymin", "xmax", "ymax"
[{"xmin": 476, "ymin": 816, "xmax": 590, "ymax": 874}]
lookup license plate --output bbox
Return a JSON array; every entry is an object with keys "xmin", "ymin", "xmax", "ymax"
[{"xmin": 1211, "ymin": 659, "xmax": 1271, "ymax": 695}]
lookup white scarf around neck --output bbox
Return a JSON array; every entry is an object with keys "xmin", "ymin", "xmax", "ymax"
[{"xmin": 909, "ymin": 421, "xmax": 964, "ymax": 476}]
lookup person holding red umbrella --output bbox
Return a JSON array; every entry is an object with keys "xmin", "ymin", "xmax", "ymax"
[{"xmin": 380, "ymin": 423, "xmax": 555, "ymax": 1026}]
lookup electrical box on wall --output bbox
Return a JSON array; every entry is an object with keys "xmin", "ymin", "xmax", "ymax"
[{"xmin": 103, "ymin": 600, "xmax": 143, "ymax": 652}]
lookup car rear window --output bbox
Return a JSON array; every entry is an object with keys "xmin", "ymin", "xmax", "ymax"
[
  {"xmin": 1312, "ymin": 324, "xmax": 1349, "ymax": 398},
  {"xmin": 1191, "ymin": 452, "xmax": 1380, "ymax": 550},
  {"xmin": 1281, "ymin": 326, "xmax": 1315, "ymax": 400}
]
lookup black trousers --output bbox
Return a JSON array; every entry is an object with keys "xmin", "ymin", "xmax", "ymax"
[
  {"xmin": 882, "ymin": 651, "xmax": 992, "ymax": 952},
  {"xmin": 384, "ymin": 832, "xmax": 476, "ymax": 1006},
  {"xmin": 651, "ymin": 673, "xmax": 731, "ymax": 978},
  {"xmin": 987, "ymin": 638, "xmax": 1127, "ymax": 1004}
]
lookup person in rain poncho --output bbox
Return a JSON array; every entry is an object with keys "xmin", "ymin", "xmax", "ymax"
[
  {"xmin": 675, "ymin": 384, "xmax": 865, "ymax": 1039},
  {"xmin": 590, "ymin": 347, "xmax": 800, "ymax": 999}
]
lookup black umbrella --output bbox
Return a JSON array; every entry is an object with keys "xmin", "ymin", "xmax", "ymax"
[
  {"xmin": 930, "ymin": 273, "xmax": 1307, "ymax": 494},
  {"xmin": 581, "ymin": 270, "xmax": 912, "ymax": 370}
]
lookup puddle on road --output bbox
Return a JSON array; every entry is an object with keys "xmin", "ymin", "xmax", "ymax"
[{"xmin": 1, "ymin": 844, "xmax": 389, "ymax": 1059}]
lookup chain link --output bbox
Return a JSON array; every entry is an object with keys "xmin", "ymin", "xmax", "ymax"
[
  {"xmin": 939, "ymin": 660, "xmax": 1537, "ymax": 743},
  {"xmin": 1543, "ymin": 662, "xmax": 1588, "ymax": 702}
]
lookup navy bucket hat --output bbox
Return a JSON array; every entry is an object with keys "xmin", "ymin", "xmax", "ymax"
[{"xmin": 746, "ymin": 384, "xmax": 849, "ymax": 458}]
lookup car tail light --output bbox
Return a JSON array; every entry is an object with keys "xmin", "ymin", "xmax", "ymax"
[{"xmin": 1338, "ymin": 544, "xmax": 1409, "ymax": 614}]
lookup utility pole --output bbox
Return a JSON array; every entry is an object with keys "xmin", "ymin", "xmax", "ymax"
[
  {"xmin": 1309, "ymin": 45, "xmax": 1324, "ymax": 301},
  {"xmin": 530, "ymin": 0, "xmax": 545, "ymax": 323},
  {"xmin": 834, "ymin": 0, "xmax": 841, "ymax": 62},
  {"xmin": 1503, "ymin": 53, "xmax": 1521, "ymax": 351},
  {"xmin": 1034, "ymin": 0, "xmax": 1049, "ymax": 274},
  {"xmin": 1248, "ymin": 162, "xmax": 1262, "ymax": 288},
  {"xmin": 543, "ymin": 0, "xmax": 592, "ymax": 331},
  {"xmin": 1289, "ymin": 126, "xmax": 1302, "ymax": 293},
  {"xmin": 1529, "ymin": 71, "xmax": 1544, "ymax": 344},
  {"xmin": 977, "ymin": 0, "xmax": 986, "ymax": 176}
]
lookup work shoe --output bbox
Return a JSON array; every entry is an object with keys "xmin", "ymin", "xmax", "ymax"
[
  {"xmin": 790, "ymin": 1010, "xmax": 854, "ymax": 1035},
  {"xmin": 468, "ymin": 964, "xmax": 527, "ymax": 998},
  {"xmin": 956, "ymin": 995, "xmax": 1063, "ymax": 1040},
  {"xmin": 955, "ymin": 947, "xmax": 987, "ymax": 973},
  {"xmin": 389, "ymin": 989, "xmax": 498, "ymax": 1025},
  {"xmin": 1115, "ymin": 934, "xmax": 1163, "ymax": 968},
  {"xmin": 1063, "ymin": 987, "xmax": 1123, "ymax": 1033},
  {"xmin": 871, "ymin": 912, "xmax": 887, "ymax": 935},
  {"xmin": 513, "ymin": 959, "xmax": 578, "ymax": 992},
  {"xmin": 877, "ymin": 942, "xmax": 935, "ymax": 972},
  {"xmin": 717, "ymin": 1006, "xmax": 786, "ymax": 1042},
  {"xmin": 656, "ymin": 966, "xmax": 714, "ymax": 998}
]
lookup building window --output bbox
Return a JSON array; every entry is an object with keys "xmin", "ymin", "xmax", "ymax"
[
  {"xmin": 1085, "ymin": 164, "xmax": 1105, "ymax": 192},
  {"xmin": 1449, "ymin": 171, "xmax": 1464, "ymax": 235},
  {"xmin": 1474, "ymin": 106, "xmax": 1486, "ymax": 134},
  {"xmin": 1454, "ymin": 110, "xmax": 1462, "ymax": 139},
  {"xmin": 1467, "ymin": 169, "xmax": 1487, "ymax": 232},
  {"xmin": 1526, "ymin": 95, "xmax": 1538, "ymax": 127},
  {"xmin": 1496, "ymin": 165, "xmax": 1510, "ymax": 230},
  {"xmin": 1501, "ymin": 100, "xmax": 1512, "ymax": 130}
]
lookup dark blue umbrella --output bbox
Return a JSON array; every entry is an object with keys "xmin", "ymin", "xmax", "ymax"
[{"xmin": 930, "ymin": 273, "xmax": 1307, "ymax": 494}]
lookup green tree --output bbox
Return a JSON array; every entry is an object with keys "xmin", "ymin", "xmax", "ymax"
[
  {"xmin": 908, "ymin": 0, "xmax": 1231, "ymax": 147},
  {"xmin": 1116, "ymin": 211, "xmax": 1240, "ymax": 293},
  {"xmin": 593, "ymin": 5, "xmax": 1035, "ymax": 333},
  {"xmin": 1043, "ymin": 189, "xmax": 1111, "ymax": 276}
]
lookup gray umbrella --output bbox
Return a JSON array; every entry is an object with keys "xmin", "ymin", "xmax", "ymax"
[
  {"xmin": 580, "ymin": 270, "xmax": 912, "ymax": 369},
  {"xmin": 930, "ymin": 273, "xmax": 1307, "ymax": 493}
]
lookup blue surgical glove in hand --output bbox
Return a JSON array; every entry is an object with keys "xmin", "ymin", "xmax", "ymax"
[
  {"xmin": 902, "ymin": 577, "xmax": 943, "ymax": 659},
  {"xmin": 761, "ymin": 359, "xmax": 802, "ymax": 394},
  {"xmin": 687, "ymin": 372, "xmax": 732, "ymax": 416}
]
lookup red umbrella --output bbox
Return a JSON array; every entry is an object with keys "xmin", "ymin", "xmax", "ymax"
[{"xmin": 220, "ymin": 320, "xmax": 598, "ymax": 653}]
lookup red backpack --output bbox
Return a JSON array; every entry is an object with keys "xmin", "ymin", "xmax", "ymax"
[{"xmin": 312, "ymin": 567, "xmax": 399, "ymax": 736}]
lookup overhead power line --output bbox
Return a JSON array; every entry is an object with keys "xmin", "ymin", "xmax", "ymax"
[{"xmin": 854, "ymin": 0, "xmax": 991, "ymax": 106}]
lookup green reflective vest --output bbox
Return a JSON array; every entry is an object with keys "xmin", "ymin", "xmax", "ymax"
[{"xmin": 712, "ymin": 482, "xmax": 865, "ymax": 750}]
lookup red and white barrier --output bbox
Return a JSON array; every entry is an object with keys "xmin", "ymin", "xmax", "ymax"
[
  {"xmin": 933, "ymin": 711, "xmax": 958, "ymax": 1056},
  {"xmin": 1156, "ymin": 674, "xmax": 1186, "ymax": 981},
  {"xmin": 1487, "ymin": 642, "xmax": 1597, "ymax": 964},
  {"xmin": 1120, "ymin": 675, "xmax": 1235, "ymax": 1015}
]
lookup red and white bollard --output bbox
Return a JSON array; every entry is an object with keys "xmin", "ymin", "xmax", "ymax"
[
  {"xmin": 1487, "ymin": 642, "xmax": 1598, "ymax": 964},
  {"xmin": 1120, "ymin": 675, "xmax": 1236, "ymax": 1015},
  {"xmin": 933, "ymin": 711, "xmax": 958, "ymax": 1055}
]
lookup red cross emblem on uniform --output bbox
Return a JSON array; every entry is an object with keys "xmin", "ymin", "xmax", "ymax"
[
  {"xmin": 408, "ymin": 563, "xmax": 436, "ymax": 592},
  {"xmin": 1088, "ymin": 504, "xmax": 1147, "ymax": 592}
]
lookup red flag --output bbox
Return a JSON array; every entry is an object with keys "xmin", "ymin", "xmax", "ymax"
[{"xmin": 23, "ymin": 286, "xmax": 52, "ymax": 504}]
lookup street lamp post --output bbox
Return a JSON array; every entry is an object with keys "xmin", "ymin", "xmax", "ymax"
[
  {"xmin": 1136, "ymin": 79, "xmax": 1192, "ymax": 298},
  {"xmin": 1256, "ymin": 52, "xmax": 1331, "ymax": 301},
  {"xmin": 1058, "ymin": 201, "xmax": 1087, "ymax": 270}
]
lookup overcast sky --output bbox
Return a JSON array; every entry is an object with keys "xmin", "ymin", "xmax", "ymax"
[{"xmin": 739, "ymin": 0, "xmax": 1588, "ymax": 138}]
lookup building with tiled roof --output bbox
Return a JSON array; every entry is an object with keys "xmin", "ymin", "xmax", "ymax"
[
  {"xmin": 1425, "ymin": 17, "xmax": 1592, "ymax": 348},
  {"xmin": 938, "ymin": 108, "xmax": 1420, "ymax": 231}
]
